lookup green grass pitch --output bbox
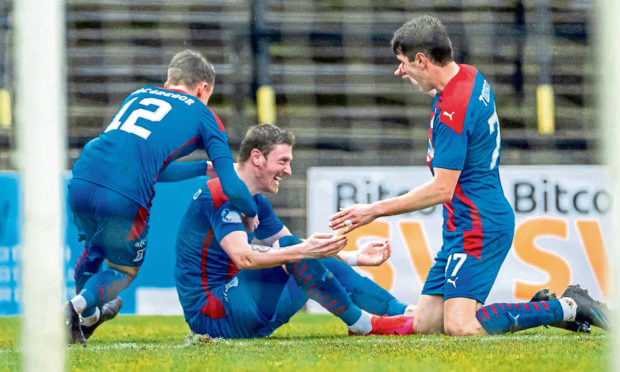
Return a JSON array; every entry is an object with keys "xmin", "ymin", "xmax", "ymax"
[{"xmin": 0, "ymin": 313, "xmax": 608, "ymax": 371}]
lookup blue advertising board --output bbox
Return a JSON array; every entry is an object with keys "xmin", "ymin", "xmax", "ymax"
[{"xmin": 0, "ymin": 171, "xmax": 207, "ymax": 315}]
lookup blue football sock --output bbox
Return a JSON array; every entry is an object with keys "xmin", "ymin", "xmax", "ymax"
[
  {"xmin": 78, "ymin": 268, "xmax": 135, "ymax": 315},
  {"xmin": 285, "ymin": 259, "xmax": 361, "ymax": 326},
  {"xmin": 73, "ymin": 245, "xmax": 104, "ymax": 293},
  {"xmin": 321, "ymin": 257, "xmax": 407, "ymax": 315},
  {"xmin": 476, "ymin": 299, "xmax": 564, "ymax": 334},
  {"xmin": 81, "ymin": 307, "xmax": 97, "ymax": 318}
]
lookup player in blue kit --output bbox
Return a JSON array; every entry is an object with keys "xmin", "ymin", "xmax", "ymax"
[
  {"xmin": 175, "ymin": 124, "xmax": 416, "ymax": 338},
  {"xmin": 329, "ymin": 16, "xmax": 609, "ymax": 336},
  {"xmin": 65, "ymin": 49, "xmax": 260, "ymax": 345}
]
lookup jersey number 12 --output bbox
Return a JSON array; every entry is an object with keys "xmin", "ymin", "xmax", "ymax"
[{"xmin": 105, "ymin": 97, "xmax": 172, "ymax": 139}]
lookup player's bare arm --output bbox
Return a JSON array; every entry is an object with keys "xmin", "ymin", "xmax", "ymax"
[
  {"xmin": 220, "ymin": 231, "xmax": 347, "ymax": 270},
  {"xmin": 329, "ymin": 167, "xmax": 460, "ymax": 232},
  {"xmin": 259, "ymin": 226, "xmax": 292, "ymax": 246}
]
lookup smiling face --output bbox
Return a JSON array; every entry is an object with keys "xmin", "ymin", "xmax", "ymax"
[{"xmin": 255, "ymin": 143, "xmax": 293, "ymax": 194}]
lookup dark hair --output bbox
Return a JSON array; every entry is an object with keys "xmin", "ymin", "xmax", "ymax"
[
  {"xmin": 238, "ymin": 124, "xmax": 295, "ymax": 162},
  {"xmin": 166, "ymin": 49, "xmax": 215, "ymax": 87},
  {"xmin": 391, "ymin": 15, "xmax": 453, "ymax": 66}
]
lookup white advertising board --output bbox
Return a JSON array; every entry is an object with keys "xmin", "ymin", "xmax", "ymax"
[{"xmin": 307, "ymin": 165, "xmax": 611, "ymax": 308}]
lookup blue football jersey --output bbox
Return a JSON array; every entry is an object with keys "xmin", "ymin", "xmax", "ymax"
[
  {"xmin": 174, "ymin": 178, "xmax": 284, "ymax": 319},
  {"xmin": 427, "ymin": 65, "xmax": 514, "ymax": 257},
  {"xmin": 72, "ymin": 86, "xmax": 235, "ymax": 208}
]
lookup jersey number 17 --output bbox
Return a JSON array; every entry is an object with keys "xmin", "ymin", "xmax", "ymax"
[{"xmin": 487, "ymin": 105, "xmax": 500, "ymax": 170}]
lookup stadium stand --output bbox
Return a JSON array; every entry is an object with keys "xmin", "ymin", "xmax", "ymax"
[{"xmin": 0, "ymin": 0, "xmax": 595, "ymax": 234}]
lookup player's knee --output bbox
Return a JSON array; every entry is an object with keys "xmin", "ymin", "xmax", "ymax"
[
  {"xmin": 414, "ymin": 321, "xmax": 443, "ymax": 335},
  {"xmin": 413, "ymin": 313, "xmax": 443, "ymax": 335},
  {"xmin": 444, "ymin": 324, "xmax": 470, "ymax": 336},
  {"xmin": 443, "ymin": 319, "xmax": 480, "ymax": 336}
]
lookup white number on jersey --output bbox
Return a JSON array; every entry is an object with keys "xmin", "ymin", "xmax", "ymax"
[
  {"xmin": 105, "ymin": 97, "xmax": 172, "ymax": 139},
  {"xmin": 445, "ymin": 253, "xmax": 468, "ymax": 278},
  {"xmin": 487, "ymin": 105, "xmax": 500, "ymax": 169}
]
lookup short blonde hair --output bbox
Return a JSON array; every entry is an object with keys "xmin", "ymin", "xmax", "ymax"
[{"xmin": 166, "ymin": 49, "xmax": 215, "ymax": 88}]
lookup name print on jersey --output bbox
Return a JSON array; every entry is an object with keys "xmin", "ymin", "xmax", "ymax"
[
  {"xmin": 133, "ymin": 87, "xmax": 196, "ymax": 106},
  {"xmin": 479, "ymin": 80, "xmax": 491, "ymax": 107}
]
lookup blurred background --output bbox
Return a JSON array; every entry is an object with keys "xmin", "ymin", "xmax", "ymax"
[{"xmin": 0, "ymin": 0, "xmax": 594, "ymax": 236}]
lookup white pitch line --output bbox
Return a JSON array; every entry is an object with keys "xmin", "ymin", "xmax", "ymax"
[{"xmin": 0, "ymin": 333, "xmax": 607, "ymax": 353}]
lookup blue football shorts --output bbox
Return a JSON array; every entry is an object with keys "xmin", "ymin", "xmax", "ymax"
[
  {"xmin": 68, "ymin": 178, "xmax": 150, "ymax": 267},
  {"xmin": 187, "ymin": 268, "xmax": 307, "ymax": 339},
  {"xmin": 421, "ymin": 228, "xmax": 514, "ymax": 304}
]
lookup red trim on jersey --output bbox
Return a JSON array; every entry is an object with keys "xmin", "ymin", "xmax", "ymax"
[
  {"xmin": 207, "ymin": 178, "xmax": 229, "ymax": 211},
  {"xmin": 226, "ymin": 259, "xmax": 239, "ymax": 282},
  {"xmin": 198, "ymin": 188, "xmax": 230, "ymax": 319},
  {"xmin": 127, "ymin": 206, "xmax": 150, "ymax": 241},
  {"xmin": 202, "ymin": 296, "xmax": 227, "ymax": 319},
  {"xmin": 454, "ymin": 182, "xmax": 483, "ymax": 259},
  {"xmin": 153, "ymin": 137, "xmax": 199, "ymax": 183},
  {"xmin": 437, "ymin": 64, "xmax": 477, "ymax": 135},
  {"xmin": 206, "ymin": 107, "xmax": 226, "ymax": 132},
  {"xmin": 200, "ymin": 230, "xmax": 215, "ymax": 294},
  {"xmin": 198, "ymin": 229, "xmax": 227, "ymax": 319},
  {"xmin": 444, "ymin": 201, "xmax": 456, "ymax": 232}
]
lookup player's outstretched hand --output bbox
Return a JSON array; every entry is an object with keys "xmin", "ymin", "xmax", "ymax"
[
  {"xmin": 329, "ymin": 204, "xmax": 376, "ymax": 233},
  {"xmin": 356, "ymin": 240, "xmax": 391, "ymax": 266},
  {"xmin": 302, "ymin": 233, "xmax": 347, "ymax": 259},
  {"xmin": 242, "ymin": 214, "xmax": 259, "ymax": 233}
]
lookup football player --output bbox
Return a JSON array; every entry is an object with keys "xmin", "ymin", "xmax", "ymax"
[
  {"xmin": 175, "ymin": 124, "xmax": 415, "ymax": 338},
  {"xmin": 329, "ymin": 16, "xmax": 609, "ymax": 336},
  {"xmin": 65, "ymin": 50, "xmax": 259, "ymax": 345}
]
